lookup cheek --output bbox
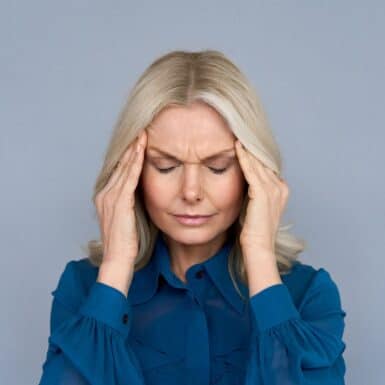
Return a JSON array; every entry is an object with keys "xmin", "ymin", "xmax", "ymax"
[
  {"xmin": 140, "ymin": 167, "xmax": 172, "ymax": 210},
  {"xmin": 215, "ymin": 175, "xmax": 245, "ymax": 211}
]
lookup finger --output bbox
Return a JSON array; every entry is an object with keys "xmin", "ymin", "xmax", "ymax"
[
  {"xmin": 263, "ymin": 166, "xmax": 286, "ymax": 191},
  {"xmin": 235, "ymin": 140, "xmax": 267, "ymax": 184},
  {"xmin": 117, "ymin": 135, "xmax": 146, "ymax": 195},
  {"xmin": 95, "ymin": 135, "xmax": 143, "ymax": 236},
  {"xmin": 259, "ymin": 164, "xmax": 289, "ymax": 206},
  {"xmin": 100, "ymin": 144, "xmax": 139, "ymax": 234},
  {"xmin": 237, "ymin": 140, "xmax": 282, "ymax": 185},
  {"xmin": 112, "ymin": 140, "xmax": 138, "ymax": 176},
  {"xmin": 112, "ymin": 146, "xmax": 140, "ymax": 193},
  {"xmin": 97, "ymin": 131, "xmax": 146, "ymax": 212},
  {"xmin": 136, "ymin": 130, "xmax": 147, "ymax": 148},
  {"xmin": 258, "ymin": 163, "xmax": 280, "ymax": 186},
  {"xmin": 235, "ymin": 140, "xmax": 257, "ymax": 183},
  {"xmin": 108, "ymin": 131, "xmax": 146, "ymax": 192},
  {"xmin": 106, "ymin": 160, "xmax": 124, "ymax": 188},
  {"xmin": 101, "ymin": 149, "xmax": 134, "ymax": 200},
  {"xmin": 234, "ymin": 140, "xmax": 251, "ymax": 181},
  {"xmin": 112, "ymin": 130, "xmax": 146, "ymax": 176}
]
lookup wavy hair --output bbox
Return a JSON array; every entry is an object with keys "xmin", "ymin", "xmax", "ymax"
[{"xmin": 83, "ymin": 49, "xmax": 306, "ymax": 301}]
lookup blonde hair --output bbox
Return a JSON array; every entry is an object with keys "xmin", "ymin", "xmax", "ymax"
[{"xmin": 84, "ymin": 49, "xmax": 306, "ymax": 300}]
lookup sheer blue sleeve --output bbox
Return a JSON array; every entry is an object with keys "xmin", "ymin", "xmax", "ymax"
[
  {"xmin": 38, "ymin": 261, "xmax": 146, "ymax": 385},
  {"xmin": 245, "ymin": 268, "xmax": 347, "ymax": 385}
]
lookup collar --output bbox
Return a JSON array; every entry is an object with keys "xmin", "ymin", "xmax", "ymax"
[{"xmin": 127, "ymin": 233, "xmax": 249, "ymax": 315}]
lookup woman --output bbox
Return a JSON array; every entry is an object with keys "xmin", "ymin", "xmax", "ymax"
[{"xmin": 38, "ymin": 50, "xmax": 347, "ymax": 385}]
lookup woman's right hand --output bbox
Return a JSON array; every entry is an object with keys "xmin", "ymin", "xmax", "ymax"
[{"xmin": 95, "ymin": 130, "xmax": 147, "ymax": 266}]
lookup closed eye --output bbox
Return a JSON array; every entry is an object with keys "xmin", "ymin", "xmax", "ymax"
[{"xmin": 156, "ymin": 166, "xmax": 228, "ymax": 174}]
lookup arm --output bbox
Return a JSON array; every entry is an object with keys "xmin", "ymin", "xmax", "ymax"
[
  {"xmin": 244, "ymin": 268, "xmax": 347, "ymax": 385},
  {"xmin": 39, "ymin": 297, "xmax": 90, "ymax": 385},
  {"xmin": 38, "ymin": 261, "xmax": 146, "ymax": 385}
]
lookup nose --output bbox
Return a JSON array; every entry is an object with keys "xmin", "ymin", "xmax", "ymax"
[{"xmin": 180, "ymin": 164, "xmax": 204, "ymax": 202}]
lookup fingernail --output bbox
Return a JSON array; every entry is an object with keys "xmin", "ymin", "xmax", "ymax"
[{"xmin": 136, "ymin": 143, "xmax": 141, "ymax": 153}]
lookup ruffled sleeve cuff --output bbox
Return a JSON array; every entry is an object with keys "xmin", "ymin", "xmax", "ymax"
[{"xmin": 79, "ymin": 281, "xmax": 132, "ymax": 338}]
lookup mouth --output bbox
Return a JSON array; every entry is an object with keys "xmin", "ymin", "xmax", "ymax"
[
  {"xmin": 174, "ymin": 214, "xmax": 213, "ymax": 217},
  {"xmin": 173, "ymin": 214, "xmax": 215, "ymax": 226}
]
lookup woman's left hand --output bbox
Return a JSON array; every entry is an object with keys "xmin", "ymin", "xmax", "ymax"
[{"xmin": 235, "ymin": 140, "xmax": 290, "ymax": 255}]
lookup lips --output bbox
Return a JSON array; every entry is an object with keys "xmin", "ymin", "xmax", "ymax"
[
  {"xmin": 173, "ymin": 214, "xmax": 214, "ymax": 226},
  {"xmin": 176, "ymin": 215, "xmax": 212, "ymax": 218}
]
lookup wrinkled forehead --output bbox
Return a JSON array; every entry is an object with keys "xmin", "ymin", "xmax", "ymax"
[
  {"xmin": 146, "ymin": 126, "xmax": 236, "ymax": 162},
  {"xmin": 145, "ymin": 102, "xmax": 236, "ymax": 161}
]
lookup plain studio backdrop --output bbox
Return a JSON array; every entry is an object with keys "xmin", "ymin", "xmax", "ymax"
[{"xmin": 1, "ymin": 1, "xmax": 384, "ymax": 384}]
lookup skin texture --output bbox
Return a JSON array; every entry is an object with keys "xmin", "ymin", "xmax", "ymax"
[{"xmin": 139, "ymin": 101, "xmax": 247, "ymax": 282}]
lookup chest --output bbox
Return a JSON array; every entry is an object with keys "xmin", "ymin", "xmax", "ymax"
[{"xmin": 127, "ymin": 281, "xmax": 252, "ymax": 385}]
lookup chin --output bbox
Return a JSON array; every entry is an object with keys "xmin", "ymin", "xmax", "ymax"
[{"xmin": 166, "ymin": 231, "xmax": 217, "ymax": 246}]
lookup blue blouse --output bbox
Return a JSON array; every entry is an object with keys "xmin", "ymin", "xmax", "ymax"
[{"xmin": 38, "ymin": 233, "xmax": 347, "ymax": 385}]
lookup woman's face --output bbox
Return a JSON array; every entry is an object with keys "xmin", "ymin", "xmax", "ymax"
[{"xmin": 140, "ymin": 101, "xmax": 246, "ymax": 246}]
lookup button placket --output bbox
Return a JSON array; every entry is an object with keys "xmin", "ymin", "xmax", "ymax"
[{"xmin": 187, "ymin": 268, "xmax": 206, "ymax": 307}]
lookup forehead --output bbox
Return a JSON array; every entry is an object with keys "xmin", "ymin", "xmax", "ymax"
[{"xmin": 147, "ymin": 102, "xmax": 235, "ymax": 145}]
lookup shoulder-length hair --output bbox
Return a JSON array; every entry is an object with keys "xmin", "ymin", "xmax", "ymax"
[{"xmin": 84, "ymin": 49, "xmax": 306, "ymax": 300}]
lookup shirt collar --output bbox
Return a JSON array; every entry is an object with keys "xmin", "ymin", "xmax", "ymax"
[{"xmin": 127, "ymin": 232, "xmax": 249, "ymax": 315}]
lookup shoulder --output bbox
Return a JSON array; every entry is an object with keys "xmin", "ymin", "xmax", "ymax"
[
  {"xmin": 51, "ymin": 258, "xmax": 99, "ymax": 311},
  {"xmin": 283, "ymin": 260, "xmax": 343, "ymax": 308},
  {"xmin": 290, "ymin": 260, "xmax": 342, "ymax": 288}
]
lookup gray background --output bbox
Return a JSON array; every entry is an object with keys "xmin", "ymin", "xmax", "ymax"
[{"xmin": 1, "ymin": 1, "xmax": 384, "ymax": 384}]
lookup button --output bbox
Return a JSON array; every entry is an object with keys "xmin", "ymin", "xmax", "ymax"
[
  {"xmin": 195, "ymin": 270, "xmax": 204, "ymax": 279},
  {"xmin": 122, "ymin": 313, "xmax": 129, "ymax": 324},
  {"xmin": 158, "ymin": 275, "xmax": 166, "ymax": 287}
]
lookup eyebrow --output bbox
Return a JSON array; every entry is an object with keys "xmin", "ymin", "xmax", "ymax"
[{"xmin": 147, "ymin": 146, "xmax": 235, "ymax": 162}]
